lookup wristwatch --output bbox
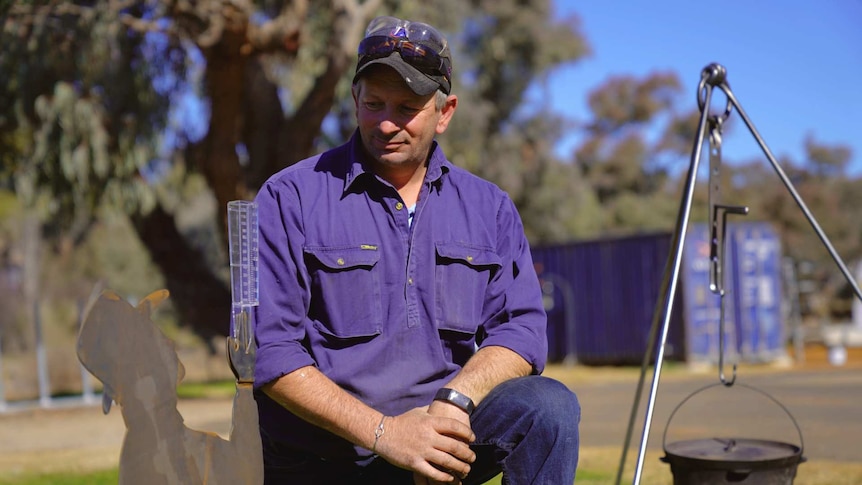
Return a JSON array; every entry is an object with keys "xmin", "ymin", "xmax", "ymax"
[{"xmin": 434, "ymin": 388, "xmax": 475, "ymax": 416}]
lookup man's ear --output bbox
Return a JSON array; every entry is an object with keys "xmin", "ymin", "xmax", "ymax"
[{"xmin": 436, "ymin": 94, "xmax": 458, "ymax": 134}]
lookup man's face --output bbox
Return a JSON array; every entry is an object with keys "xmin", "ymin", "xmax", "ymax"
[{"xmin": 354, "ymin": 67, "xmax": 455, "ymax": 175}]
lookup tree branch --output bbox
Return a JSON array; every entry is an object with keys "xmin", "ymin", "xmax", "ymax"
[
  {"xmin": 273, "ymin": 0, "xmax": 382, "ymax": 171},
  {"xmin": 246, "ymin": 0, "xmax": 307, "ymax": 54}
]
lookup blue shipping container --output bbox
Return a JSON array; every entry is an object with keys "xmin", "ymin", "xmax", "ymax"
[
  {"xmin": 532, "ymin": 232, "xmax": 686, "ymax": 365},
  {"xmin": 681, "ymin": 222, "xmax": 787, "ymax": 364},
  {"xmin": 680, "ymin": 223, "xmax": 739, "ymax": 364},
  {"xmin": 730, "ymin": 222, "xmax": 786, "ymax": 362}
]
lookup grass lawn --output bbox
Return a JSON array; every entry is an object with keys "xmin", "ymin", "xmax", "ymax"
[
  {"xmin": 3, "ymin": 447, "xmax": 861, "ymax": 484},
  {"xmin": 0, "ymin": 469, "xmax": 118, "ymax": 485}
]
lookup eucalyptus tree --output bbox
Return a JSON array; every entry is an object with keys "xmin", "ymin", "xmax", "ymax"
[
  {"xmin": 2, "ymin": 0, "xmax": 354, "ymax": 341},
  {"xmin": 572, "ymin": 72, "xmax": 694, "ymax": 235},
  {"xmin": 1, "ymin": 0, "xmax": 592, "ymax": 341}
]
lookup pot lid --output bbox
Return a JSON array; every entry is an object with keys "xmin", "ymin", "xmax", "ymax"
[{"xmin": 664, "ymin": 438, "xmax": 802, "ymax": 469}]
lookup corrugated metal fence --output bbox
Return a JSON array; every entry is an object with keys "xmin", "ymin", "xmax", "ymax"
[{"xmin": 532, "ymin": 232, "xmax": 686, "ymax": 365}]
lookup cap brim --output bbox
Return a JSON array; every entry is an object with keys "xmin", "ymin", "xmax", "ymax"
[{"xmin": 354, "ymin": 53, "xmax": 441, "ymax": 96}]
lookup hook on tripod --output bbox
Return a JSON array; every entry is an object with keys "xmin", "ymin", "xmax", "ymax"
[
  {"xmin": 706, "ymin": 114, "xmax": 748, "ymax": 387},
  {"xmin": 711, "ymin": 201, "xmax": 748, "ymax": 387}
]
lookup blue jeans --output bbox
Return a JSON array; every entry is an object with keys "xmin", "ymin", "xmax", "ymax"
[{"xmin": 262, "ymin": 376, "xmax": 580, "ymax": 484}]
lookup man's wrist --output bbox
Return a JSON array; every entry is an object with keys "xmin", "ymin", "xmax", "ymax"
[
  {"xmin": 371, "ymin": 414, "xmax": 388, "ymax": 453},
  {"xmin": 433, "ymin": 388, "xmax": 475, "ymax": 416}
]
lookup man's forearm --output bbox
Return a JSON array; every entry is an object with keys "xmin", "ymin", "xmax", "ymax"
[
  {"xmin": 262, "ymin": 365, "xmax": 477, "ymax": 481},
  {"xmin": 262, "ymin": 365, "xmax": 381, "ymax": 451},
  {"xmin": 442, "ymin": 345, "xmax": 532, "ymax": 406}
]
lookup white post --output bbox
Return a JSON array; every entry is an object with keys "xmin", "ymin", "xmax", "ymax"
[
  {"xmin": 0, "ymin": 333, "xmax": 6, "ymax": 412},
  {"xmin": 34, "ymin": 300, "xmax": 51, "ymax": 408},
  {"xmin": 79, "ymin": 298, "xmax": 96, "ymax": 404}
]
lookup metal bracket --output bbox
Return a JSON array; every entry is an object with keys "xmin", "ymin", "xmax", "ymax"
[
  {"xmin": 227, "ymin": 309, "xmax": 256, "ymax": 384},
  {"xmin": 707, "ymin": 117, "xmax": 748, "ymax": 387}
]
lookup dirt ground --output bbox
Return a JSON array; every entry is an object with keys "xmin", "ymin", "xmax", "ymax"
[
  {"xmin": 0, "ymin": 397, "xmax": 234, "ymax": 477},
  {"xmin": 1, "ymin": 344, "xmax": 861, "ymax": 481}
]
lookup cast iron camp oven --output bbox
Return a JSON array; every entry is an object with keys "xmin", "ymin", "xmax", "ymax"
[{"xmin": 661, "ymin": 383, "xmax": 805, "ymax": 484}]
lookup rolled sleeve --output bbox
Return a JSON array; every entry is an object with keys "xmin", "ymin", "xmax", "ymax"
[
  {"xmin": 478, "ymin": 195, "xmax": 548, "ymax": 374},
  {"xmin": 253, "ymin": 178, "xmax": 316, "ymax": 388}
]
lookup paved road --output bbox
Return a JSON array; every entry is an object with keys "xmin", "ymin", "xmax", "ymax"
[{"xmin": 563, "ymin": 355, "xmax": 862, "ymax": 463}]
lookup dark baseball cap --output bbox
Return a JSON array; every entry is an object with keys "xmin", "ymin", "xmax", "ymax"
[{"xmin": 353, "ymin": 16, "xmax": 452, "ymax": 95}]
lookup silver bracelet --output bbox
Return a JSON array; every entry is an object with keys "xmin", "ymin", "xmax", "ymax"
[{"xmin": 372, "ymin": 414, "xmax": 388, "ymax": 453}]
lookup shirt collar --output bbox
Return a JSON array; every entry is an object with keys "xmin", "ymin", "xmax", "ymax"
[{"xmin": 343, "ymin": 130, "xmax": 450, "ymax": 194}]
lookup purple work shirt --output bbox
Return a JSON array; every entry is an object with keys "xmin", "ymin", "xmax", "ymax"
[{"xmin": 253, "ymin": 131, "xmax": 547, "ymax": 461}]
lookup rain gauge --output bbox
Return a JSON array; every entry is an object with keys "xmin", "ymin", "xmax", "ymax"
[{"xmin": 228, "ymin": 200, "xmax": 258, "ymax": 364}]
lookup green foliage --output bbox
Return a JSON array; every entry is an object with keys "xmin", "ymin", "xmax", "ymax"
[
  {"xmin": 586, "ymin": 73, "xmax": 680, "ymax": 133},
  {"xmin": 1, "ymin": 2, "xmax": 174, "ymax": 248},
  {"xmin": 804, "ymin": 134, "xmax": 852, "ymax": 179},
  {"xmin": 0, "ymin": 189, "xmax": 18, "ymax": 221},
  {"xmin": 574, "ymin": 71, "xmax": 690, "ymax": 237},
  {"xmin": 176, "ymin": 379, "xmax": 238, "ymax": 400},
  {"xmin": 0, "ymin": 469, "xmax": 118, "ymax": 485},
  {"xmin": 83, "ymin": 208, "xmax": 166, "ymax": 295},
  {"xmin": 461, "ymin": 0, "xmax": 588, "ymax": 132}
]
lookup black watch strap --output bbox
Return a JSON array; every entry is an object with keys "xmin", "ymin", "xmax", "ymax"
[{"xmin": 434, "ymin": 388, "xmax": 475, "ymax": 415}]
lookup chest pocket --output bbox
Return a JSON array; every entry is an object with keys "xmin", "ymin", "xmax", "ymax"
[
  {"xmin": 304, "ymin": 245, "xmax": 382, "ymax": 339},
  {"xmin": 435, "ymin": 242, "xmax": 502, "ymax": 333}
]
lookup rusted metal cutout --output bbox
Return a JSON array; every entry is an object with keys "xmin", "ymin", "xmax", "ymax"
[{"xmin": 77, "ymin": 289, "xmax": 263, "ymax": 484}]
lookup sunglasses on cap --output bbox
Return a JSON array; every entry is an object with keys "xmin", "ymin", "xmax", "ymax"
[{"xmin": 357, "ymin": 16, "xmax": 451, "ymax": 81}]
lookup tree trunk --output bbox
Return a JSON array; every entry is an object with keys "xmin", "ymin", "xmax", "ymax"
[
  {"xmin": 243, "ymin": 56, "xmax": 285, "ymax": 190},
  {"xmin": 130, "ymin": 203, "xmax": 230, "ymax": 349},
  {"xmin": 276, "ymin": 54, "xmax": 350, "ymax": 176},
  {"xmin": 200, "ymin": 28, "xmax": 247, "ymax": 241}
]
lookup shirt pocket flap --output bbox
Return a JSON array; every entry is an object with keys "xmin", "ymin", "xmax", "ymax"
[
  {"xmin": 304, "ymin": 245, "xmax": 380, "ymax": 270},
  {"xmin": 435, "ymin": 242, "xmax": 501, "ymax": 268}
]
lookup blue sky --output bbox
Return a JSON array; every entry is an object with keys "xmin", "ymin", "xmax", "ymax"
[{"xmin": 547, "ymin": 1, "xmax": 862, "ymax": 175}]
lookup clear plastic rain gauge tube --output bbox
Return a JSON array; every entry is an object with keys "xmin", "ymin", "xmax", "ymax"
[{"xmin": 228, "ymin": 200, "xmax": 259, "ymax": 354}]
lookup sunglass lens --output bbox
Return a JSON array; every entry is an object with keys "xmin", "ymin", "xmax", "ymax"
[
  {"xmin": 359, "ymin": 37, "xmax": 441, "ymax": 73},
  {"xmin": 364, "ymin": 16, "xmax": 402, "ymax": 37}
]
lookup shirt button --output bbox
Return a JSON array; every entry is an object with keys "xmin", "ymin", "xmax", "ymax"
[
  {"xmin": 395, "ymin": 202, "xmax": 404, "ymax": 211},
  {"xmin": 336, "ymin": 258, "xmax": 345, "ymax": 266},
  {"xmin": 466, "ymin": 256, "xmax": 474, "ymax": 262},
  {"xmin": 408, "ymin": 277, "xmax": 414, "ymax": 285}
]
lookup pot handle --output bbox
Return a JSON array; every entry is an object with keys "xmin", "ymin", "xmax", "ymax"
[{"xmin": 662, "ymin": 382, "xmax": 804, "ymax": 454}]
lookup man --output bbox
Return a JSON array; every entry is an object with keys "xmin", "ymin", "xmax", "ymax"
[{"xmin": 253, "ymin": 15, "xmax": 580, "ymax": 484}]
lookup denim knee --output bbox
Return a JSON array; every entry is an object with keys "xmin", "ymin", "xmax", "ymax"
[
  {"xmin": 502, "ymin": 376, "xmax": 579, "ymax": 418},
  {"xmin": 475, "ymin": 375, "xmax": 580, "ymax": 440},
  {"xmin": 469, "ymin": 376, "xmax": 580, "ymax": 484}
]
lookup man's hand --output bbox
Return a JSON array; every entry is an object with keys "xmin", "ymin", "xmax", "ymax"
[
  {"xmin": 374, "ymin": 407, "xmax": 475, "ymax": 483},
  {"xmin": 411, "ymin": 399, "xmax": 473, "ymax": 484}
]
